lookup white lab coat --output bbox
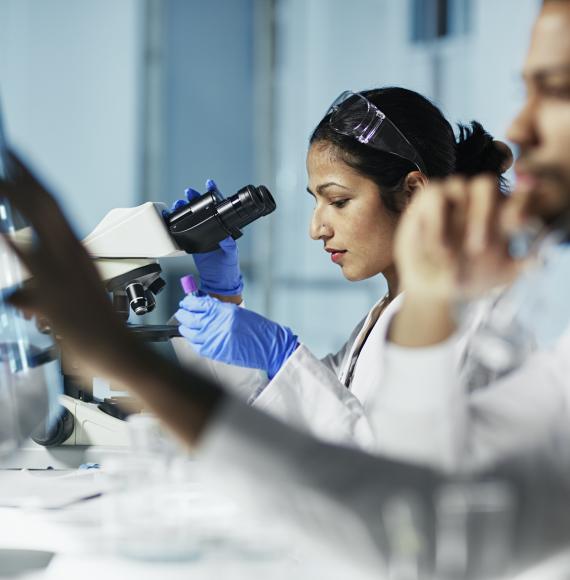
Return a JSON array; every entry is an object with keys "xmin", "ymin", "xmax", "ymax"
[
  {"xmin": 190, "ymin": 276, "xmax": 568, "ymax": 575},
  {"xmin": 173, "ymin": 293, "xmax": 523, "ymax": 465},
  {"xmin": 173, "ymin": 295, "xmax": 408, "ymax": 450},
  {"xmin": 250, "ymin": 294, "xmax": 404, "ymax": 449},
  {"xmin": 379, "ymin": 320, "xmax": 570, "ymax": 472},
  {"xmin": 196, "ymin": 371, "xmax": 570, "ymax": 577}
]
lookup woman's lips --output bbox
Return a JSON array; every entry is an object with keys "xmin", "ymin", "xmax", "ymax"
[{"xmin": 326, "ymin": 249, "xmax": 347, "ymax": 263}]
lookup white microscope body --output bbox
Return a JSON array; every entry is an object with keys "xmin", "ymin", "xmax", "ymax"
[
  {"xmin": 60, "ymin": 202, "xmax": 187, "ymax": 447},
  {"xmin": 85, "ymin": 201, "xmax": 186, "ymax": 310},
  {"xmin": 31, "ymin": 202, "xmax": 187, "ymax": 450}
]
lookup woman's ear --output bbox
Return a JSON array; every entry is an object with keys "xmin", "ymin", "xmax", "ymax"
[{"xmin": 402, "ymin": 171, "xmax": 429, "ymax": 206}]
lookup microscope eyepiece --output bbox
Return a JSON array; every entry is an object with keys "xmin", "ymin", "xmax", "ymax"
[{"xmin": 165, "ymin": 184, "xmax": 276, "ymax": 253}]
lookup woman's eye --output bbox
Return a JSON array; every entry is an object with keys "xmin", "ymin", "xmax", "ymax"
[{"xmin": 331, "ymin": 199, "xmax": 349, "ymax": 208}]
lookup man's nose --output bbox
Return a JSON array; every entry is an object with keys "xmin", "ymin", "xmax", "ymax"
[{"xmin": 507, "ymin": 98, "xmax": 539, "ymax": 149}]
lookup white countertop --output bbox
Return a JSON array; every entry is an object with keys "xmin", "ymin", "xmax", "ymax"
[{"xmin": 0, "ymin": 467, "xmax": 376, "ymax": 580}]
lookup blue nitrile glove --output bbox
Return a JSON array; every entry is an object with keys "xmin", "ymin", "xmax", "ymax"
[
  {"xmin": 175, "ymin": 294, "xmax": 299, "ymax": 379},
  {"xmin": 168, "ymin": 179, "xmax": 243, "ymax": 296}
]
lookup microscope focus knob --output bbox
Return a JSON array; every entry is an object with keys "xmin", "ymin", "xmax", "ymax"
[
  {"xmin": 148, "ymin": 277, "xmax": 166, "ymax": 296},
  {"xmin": 31, "ymin": 407, "xmax": 75, "ymax": 447}
]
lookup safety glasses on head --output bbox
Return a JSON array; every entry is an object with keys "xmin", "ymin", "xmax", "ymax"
[{"xmin": 327, "ymin": 91, "xmax": 427, "ymax": 175}]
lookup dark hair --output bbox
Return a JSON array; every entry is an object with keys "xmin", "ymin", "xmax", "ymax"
[{"xmin": 310, "ymin": 87, "xmax": 511, "ymax": 214}]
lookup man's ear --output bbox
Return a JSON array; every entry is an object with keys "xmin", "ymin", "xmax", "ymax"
[{"xmin": 402, "ymin": 171, "xmax": 429, "ymax": 208}]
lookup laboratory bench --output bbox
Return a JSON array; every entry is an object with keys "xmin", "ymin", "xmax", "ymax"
[{"xmin": 0, "ymin": 460, "xmax": 376, "ymax": 580}]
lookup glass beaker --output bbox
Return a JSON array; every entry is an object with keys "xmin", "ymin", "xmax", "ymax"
[
  {"xmin": 435, "ymin": 480, "xmax": 515, "ymax": 580},
  {"xmin": 0, "ymin": 100, "xmax": 60, "ymax": 456}
]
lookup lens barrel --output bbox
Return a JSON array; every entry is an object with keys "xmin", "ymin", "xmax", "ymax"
[
  {"xmin": 166, "ymin": 184, "xmax": 276, "ymax": 254},
  {"xmin": 216, "ymin": 185, "xmax": 276, "ymax": 232}
]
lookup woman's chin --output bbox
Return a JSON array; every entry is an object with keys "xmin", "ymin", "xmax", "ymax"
[
  {"xmin": 341, "ymin": 265, "xmax": 383, "ymax": 282},
  {"xmin": 341, "ymin": 269, "xmax": 367, "ymax": 282}
]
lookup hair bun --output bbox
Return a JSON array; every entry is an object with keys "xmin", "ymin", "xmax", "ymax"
[
  {"xmin": 455, "ymin": 121, "xmax": 513, "ymax": 179},
  {"xmin": 493, "ymin": 140, "xmax": 514, "ymax": 173}
]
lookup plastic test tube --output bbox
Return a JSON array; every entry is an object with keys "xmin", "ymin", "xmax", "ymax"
[{"xmin": 180, "ymin": 274, "xmax": 200, "ymax": 296}]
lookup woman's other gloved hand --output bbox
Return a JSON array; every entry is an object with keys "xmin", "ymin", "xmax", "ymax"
[
  {"xmin": 175, "ymin": 294, "xmax": 299, "ymax": 379},
  {"xmin": 168, "ymin": 179, "xmax": 243, "ymax": 296}
]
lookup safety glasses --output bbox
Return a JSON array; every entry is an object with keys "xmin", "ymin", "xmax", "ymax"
[{"xmin": 327, "ymin": 91, "xmax": 427, "ymax": 174}]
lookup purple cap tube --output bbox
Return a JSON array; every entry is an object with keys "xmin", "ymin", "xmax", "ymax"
[{"xmin": 180, "ymin": 274, "xmax": 199, "ymax": 295}]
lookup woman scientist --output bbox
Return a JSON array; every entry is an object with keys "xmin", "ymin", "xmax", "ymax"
[{"xmin": 172, "ymin": 87, "xmax": 513, "ymax": 457}]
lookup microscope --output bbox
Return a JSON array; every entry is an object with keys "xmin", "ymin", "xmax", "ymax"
[{"xmin": 30, "ymin": 184, "xmax": 276, "ymax": 448}]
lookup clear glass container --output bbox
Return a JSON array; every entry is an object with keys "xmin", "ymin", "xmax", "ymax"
[
  {"xmin": 0, "ymin": 105, "xmax": 59, "ymax": 457},
  {"xmin": 100, "ymin": 414, "xmax": 290, "ymax": 562},
  {"xmin": 435, "ymin": 481, "xmax": 515, "ymax": 579}
]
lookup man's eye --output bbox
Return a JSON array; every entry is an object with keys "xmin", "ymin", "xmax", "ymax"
[
  {"xmin": 541, "ymin": 85, "xmax": 570, "ymax": 99},
  {"xmin": 331, "ymin": 199, "xmax": 349, "ymax": 208}
]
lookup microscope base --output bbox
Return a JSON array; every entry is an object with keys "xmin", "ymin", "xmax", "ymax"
[
  {"xmin": 0, "ymin": 395, "xmax": 133, "ymax": 469},
  {"xmin": 59, "ymin": 395, "xmax": 131, "ymax": 447},
  {"xmin": 0, "ymin": 443, "xmax": 129, "ymax": 470}
]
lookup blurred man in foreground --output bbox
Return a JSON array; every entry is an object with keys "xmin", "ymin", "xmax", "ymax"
[{"xmin": 384, "ymin": 0, "xmax": 570, "ymax": 470}]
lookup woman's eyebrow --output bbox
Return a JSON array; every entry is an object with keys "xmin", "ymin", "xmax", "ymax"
[
  {"xmin": 306, "ymin": 182, "xmax": 351, "ymax": 197},
  {"xmin": 316, "ymin": 182, "xmax": 350, "ymax": 195}
]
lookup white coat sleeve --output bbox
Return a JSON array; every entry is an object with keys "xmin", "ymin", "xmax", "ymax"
[
  {"xmin": 250, "ymin": 343, "xmax": 377, "ymax": 448},
  {"xmin": 349, "ymin": 295, "xmax": 507, "ymax": 468},
  {"xmin": 172, "ymin": 306, "xmax": 362, "ymax": 414},
  {"xmin": 247, "ymin": 297, "xmax": 493, "ymax": 465},
  {"xmin": 171, "ymin": 307, "xmax": 356, "ymax": 404},
  {"xmin": 373, "ymin": 335, "xmax": 468, "ymax": 470},
  {"xmin": 197, "ymin": 396, "xmax": 439, "ymax": 574},
  {"xmin": 246, "ymin": 318, "xmax": 378, "ymax": 447},
  {"xmin": 198, "ymin": 394, "xmax": 570, "ymax": 577},
  {"xmin": 456, "ymin": 330, "xmax": 570, "ymax": 471},
  {"xmin": 249, "ymin": 298, "xmax": 468, "ymax": 459},
  {"xmin": 378, "ymin": 324, "xmax": 570, "ymax": 472}
]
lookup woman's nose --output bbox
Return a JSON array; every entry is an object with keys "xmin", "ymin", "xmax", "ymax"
[{"xmin": 310, "ymin": 208, "xmax": 332, "ymax": 240}]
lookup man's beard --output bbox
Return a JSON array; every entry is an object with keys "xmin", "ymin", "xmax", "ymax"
[{"xmin": 514, "ymin": 155, "xmax": 570, "ymax": 239}]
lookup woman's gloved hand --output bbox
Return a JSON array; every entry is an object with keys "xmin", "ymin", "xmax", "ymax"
[
  {"xmin": 169, "ymin": 179, "xmax": 243, "ymax": 296},
  {"xmin": 175, "ymin": 294, "xmax": 299, "ymax": 379}
]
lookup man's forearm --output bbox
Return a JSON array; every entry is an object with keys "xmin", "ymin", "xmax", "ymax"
[
  {"xmin": 389, "ymin": 293, "xmax": 456, "ymax": 347},
  {"xmin": 108, "ymin": 336, "xmax": 225, "ymax": 447}
]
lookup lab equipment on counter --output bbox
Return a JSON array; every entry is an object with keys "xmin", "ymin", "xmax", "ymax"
[
  {"xmin": 102, "ymin": 414, "xmax": 290, "ymax": 562},
  {"xmin": 180, "ymin": 274, "xmax": 200, "ymax": 296},
  {"xmin": 165, "ymin": 182, "xmax": 275, "ymax": 253},
  {"xmin": 0, "ymin": 549, "xmax": 54, "ymax": 577}
]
